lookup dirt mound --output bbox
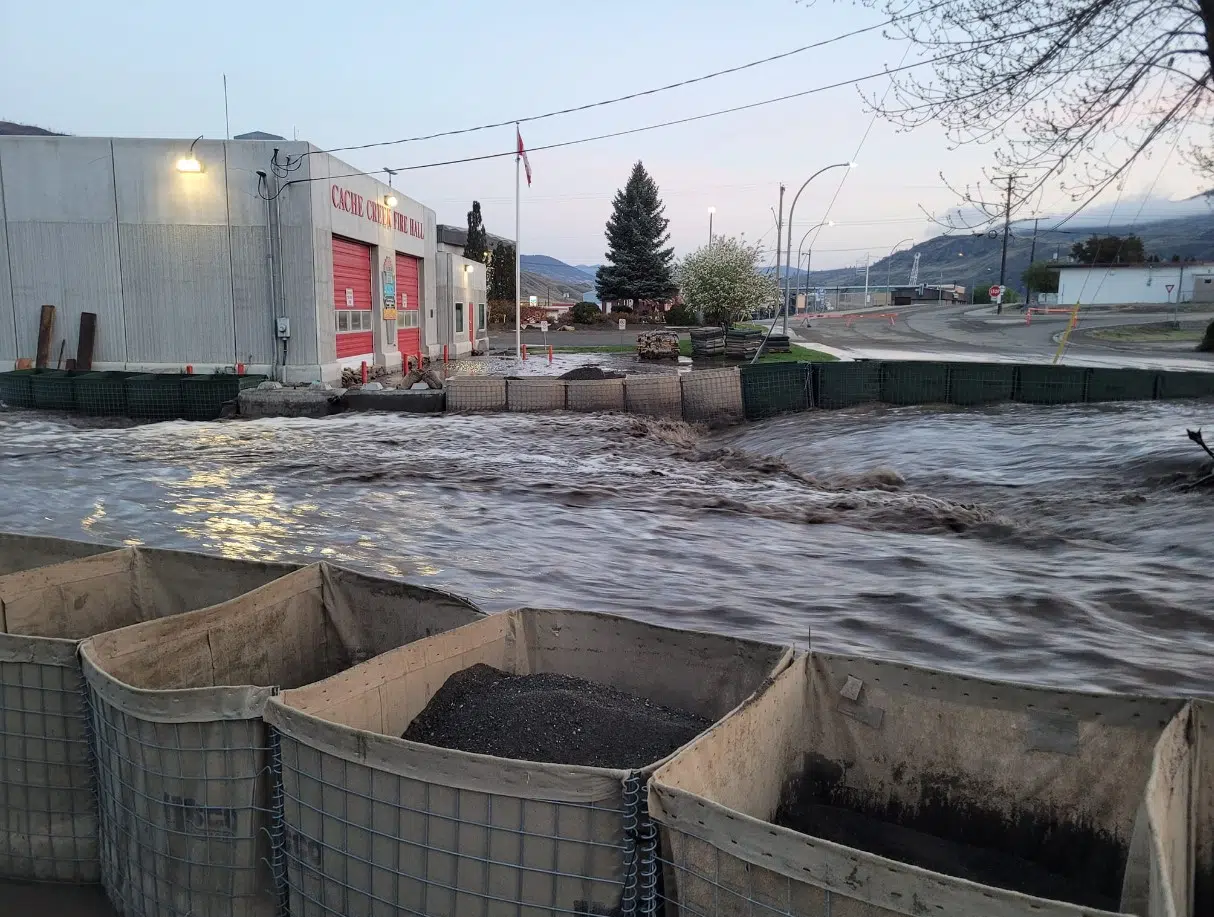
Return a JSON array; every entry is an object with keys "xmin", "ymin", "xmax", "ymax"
[
  {"xmin": 558, "ymin": 366, "xmax": 624, "ymax": 381},
  {"xmin": 402, "ymin": 663, "xmax": 711, "ymax": 768}
]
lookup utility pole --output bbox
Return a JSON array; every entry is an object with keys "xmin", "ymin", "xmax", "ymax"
[
  {"xmin": 773, "ymin": 184, "xmax": 785, "ymax": 322},
  {"xmin": 1024, "ymin": 217, "xmax": 1040, "ymax": 304},
  {"xmin": 996, "ymin": 174, "xmax": 1024, "ymax": 314}
]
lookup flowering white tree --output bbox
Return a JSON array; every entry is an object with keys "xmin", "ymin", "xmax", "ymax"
[{"xmin": 676, "ymin": 238, "xmax": 778, "ymax": 327}]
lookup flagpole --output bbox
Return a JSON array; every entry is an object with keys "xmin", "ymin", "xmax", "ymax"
[{"xmin": 514, "ymin": 124, "xmax": 522, "ymax": 361}]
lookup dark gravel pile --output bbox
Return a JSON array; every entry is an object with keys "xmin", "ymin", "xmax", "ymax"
[
  {"xmin": 402, "ymin": 663, "xmax": 711, "ymax": 768},
  {"xmin": 558, "ymin": 366, "xmax": 625, "ymax": 381}
]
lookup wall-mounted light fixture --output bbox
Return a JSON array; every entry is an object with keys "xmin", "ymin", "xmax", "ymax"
[
  {"xmin": 383, "ymin": 166, "xmax": 398, "ymax": 209},
  {"xmin": 176, "ymin": 135, "xmax": 204, "ymax": 173}
]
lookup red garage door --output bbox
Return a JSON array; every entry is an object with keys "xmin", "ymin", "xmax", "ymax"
[
  {"xmin": 332, "ymin": 236, "xmax": 374, "ymax": 359},
  {"xmin": 395, "ymin": 252, "xmax": 422, "ymax": 361}
]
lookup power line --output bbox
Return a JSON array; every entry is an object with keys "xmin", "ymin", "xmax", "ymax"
[
  {"xmin": 265, "ymin": 43, "xmax": 1002, "ymax": 199},
  {"xmin": 300, "ymin": 7, "xmax": 945, "ymax": 162}
]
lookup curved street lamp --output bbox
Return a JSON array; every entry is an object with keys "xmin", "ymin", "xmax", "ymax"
[
  {"xmin": 780, "ymin": 162, "xmax": 856, "ymax": 332},
  {"xmin": 885, "ymin": 237, "xmax": 915, "ymax": 299},
  {"xmin": 795, "ymin": 220, "xmax": 835, "ymax": 314}
]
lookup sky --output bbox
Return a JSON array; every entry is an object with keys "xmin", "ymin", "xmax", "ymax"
[{"xmin": 2, "ymin": 0, "xmax": 1208, "ymax": 270}]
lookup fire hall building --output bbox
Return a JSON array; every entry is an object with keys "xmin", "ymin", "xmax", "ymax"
[{"xmin": 0, "ymin": 134, "xmax": 488, "ymax": 383}]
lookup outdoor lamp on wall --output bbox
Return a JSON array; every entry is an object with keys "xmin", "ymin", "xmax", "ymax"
[
  {"xmin": 384, "ymin": 194, "xmax": 398, "ymax": 208},
  {"xmin": 176, "ymin": 135, "xmax": 204, "ymax": 173}
]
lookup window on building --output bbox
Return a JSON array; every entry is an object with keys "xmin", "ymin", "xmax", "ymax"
[
  {"xmin": 399, "ymin": 310, "xmax": 419, "ymax": 329},
  {"xmin": 336, "ymin": 310, "xmax": 372, "ymax": 333},
  {"xmin": 477, "ymin": 303, "xmax": 486, "ymax": 331},
  {"xmin": 455, "ymin": 302, "xmax": 465, "ymax": 333}
]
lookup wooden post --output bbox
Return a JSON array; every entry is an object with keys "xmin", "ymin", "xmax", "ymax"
[
  {"xmin": 35, "ymin": 304, "xmax": 55, "ymax": 368},
  {"xmin": 76, "ymin": 312, "xmax": 97, "ymax": 370}
]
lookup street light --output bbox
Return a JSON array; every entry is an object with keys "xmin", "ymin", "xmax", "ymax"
[
  {"xmin": 707, "ymin": 206, "xmax": 716, "ymax": 246},
  {"xmin": 794, "ymin": 220, "xmax": 834, "ymax": 315},
  {"xmin": 780, "ymin": 162, "xmax": 856, "ymax": 332},
  {"xmin": 885, "ymin": 238, "xmax": 914, "ymax": 301}
]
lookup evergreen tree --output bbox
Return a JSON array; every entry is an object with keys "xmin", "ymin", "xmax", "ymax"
[
  {"xmin": 1070, "ymin": 235, "xmax": 1145, "ymax": 264},
  {"xmin": 595, "ymin": 162, "xmax": 677, "ymax": 305},
  {"xmin": 487, "ymin": 241, "xmax": 516, "ymax": 303},
  {"xmin": 464, "ymin": 201, "xmax": 488, "ymax": 263}
]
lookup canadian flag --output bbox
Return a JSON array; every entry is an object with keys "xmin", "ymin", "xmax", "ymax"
[{"xmin": 517, "ymin": 128, "xmax": 532, "ymax": 186}]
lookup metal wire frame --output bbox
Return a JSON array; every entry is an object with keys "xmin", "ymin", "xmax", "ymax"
[
  {"xmin": 275, "ymin": 730, "xmax": 636, "ymax": 917},
  {"xmin": 0, "ymin": 656, "xmax": 98, "ymax": 882},
  {"xmin": 86, "ymin": 684, "xmax": 279, "ymax": 917},
  {"xmin": 657, "ymin": 827, "xmax": 847, "ymax": 917}
]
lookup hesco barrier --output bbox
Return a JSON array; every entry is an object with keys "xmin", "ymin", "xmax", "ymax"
[
  {"xmin": 31, "ymin": 369, "xmax": 79, "ymax": 412},
  {"xmin": 0, "ymin": 530, "xmax": 113, "ymax": 576},
  {"xmin": 1015, "ymin": 364, "xmax": 1090, "ymax": 404},
  {"xmin": 0, "ymin": 368, "xmax": 38, "ymax": 408},
  {"xmin": 125, "ymin": 373, "xmax": 185, "ymax": 421},
  {"xmin": 1198, "ymin": 701, "xmax": 1214, "ymax": 917},
  {"xmin": 650, "ymin": 653, "xmax": 1195, "ymax": 917},
  {"xmin": 507, "ymin": 378, "xmax": 567, "ymax": 412},
  {"xmin": 0, "ymin": 547, "xmax": 297, "ymax": 883},
  {"xmin": 1158, "ymin": 369, "xmax": 1214, "ymax": 399},
  {"xmin": 624, "ymin": 374, "xmax": 683, "ymax": 418},
  {"xmin": 740, "ymin": 363, "xmax": 810, "ymax": 420},
  {"xmin": 880, "ymin": 360, "xmax": 950, "ymax": 405},
  {"xmin": 946, "ymin": 361, "xmax": 1017, "ymax": 405},
  {"xmin": 682, "ymin": 367, "xmax": 744, "ymax": 423},
  {"xmin": 262, "ymin": 608, "xmax": 793, "ymax": 917},
  {"xmin": 1087, "ymin": 367, "xmax": 1160, "ymax": 402},
  {"xmin": 567, "ymin": 378, "xmax": 626, "ymax": 412},
  {"xmin": 74, "ymin": 372, "xmax": 136, "ymax": 416},
  {"xmin": 183, "ymin": 374, "xmax": 267, "ymax": 421},
  {"xmin": 80, "ymin": 564, "xmax": 482, "ymax": 917},
  {"xmin": 815, "ymin": 361, "xmax": 882, "ymax": 409},
  {"xmin": 446, "ymin": 376, "xmax": 508, "ymax": 412}
]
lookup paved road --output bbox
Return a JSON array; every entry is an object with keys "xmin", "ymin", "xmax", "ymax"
[{"xmin": 793, "ymin": 303, "xmax": 1214, "ymax": 370}]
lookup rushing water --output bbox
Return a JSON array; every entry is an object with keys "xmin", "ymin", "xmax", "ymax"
[{"xmin": 0, "ymin": 400, "xmax": 1211, "ymax": 696}]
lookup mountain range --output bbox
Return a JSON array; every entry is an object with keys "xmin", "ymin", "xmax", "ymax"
[{"xmin": 520, "ymin": 212, "xmax": 1214, "ymax": 298}]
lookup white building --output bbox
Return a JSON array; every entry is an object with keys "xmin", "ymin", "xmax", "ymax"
[
  {"xmin": 1055, "ymin": 262, "xmax": 1214, "ymax": 306},
  {"xmin": 0, "ymin": 135, "xmax": 486, "ymax": 383}
]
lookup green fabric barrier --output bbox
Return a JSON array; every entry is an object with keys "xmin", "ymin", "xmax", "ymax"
[
  {"xmin": 74, "ymin": 372, "xmax": 136, "ymax": 416},
  {"xmin": 1015, "ymin": 365, "xmax": 1089, "ymax": 405},
  {"xmin": 182, "ymin": 374, "xmax": 267, "ymax": 421},
  {"xmin": 946, "ymin": 362, "xmax": 1017, "ymax": 406},
  {"xmin": 814, "ymin": 361, "xmax": 881, "ymax": 409},
  {"xmin": 125, "ymin": 374, "xmax": 186, "ymax": 421},
  {"xmin": 1157, "ymin": 370, "xmax": 1214, "ymax": 399},
  {"xmin": 880, "ymin": 361, "xmax": 950, "ymax": 405},
  {"xmin": 0, "ymin": 369, "xmax": 37, "ymax": 409},
  {"xmin": 30, "ymin": 370, "xmax": 80, "ymax": 411},
  {"xmin": 740, "ymin": 363, "xmax": 810, "ymax": 420},
  {"xmin": 1086, "ymin": 368, "xmax": 1158, "ymax": 403}
]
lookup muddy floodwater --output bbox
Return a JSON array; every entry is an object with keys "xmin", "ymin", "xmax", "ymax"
[{"xmin": 1, "ymin": 400, "xmax": 1211, "ymax": 696}]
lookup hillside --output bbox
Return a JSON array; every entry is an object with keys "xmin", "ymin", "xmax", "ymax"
[
  {"xmin": 0, "ymin": 121, "xmax": 65, "ymax": 136},
  {"xmin": 521, "ymin": 255, "xmax": 595, "ymax": 288},
  {"xmin": 784, "ymin": 212, "xmax": 1214, "ymax": 293}
]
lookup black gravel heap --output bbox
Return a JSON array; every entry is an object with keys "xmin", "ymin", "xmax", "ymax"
[
  {"xmin": 402, "ymin": 663, "xmax": 712, "ymax": 768},
  {"xmin": 558, "ymin": 366, "xmax": 625, "ymax": 381}
]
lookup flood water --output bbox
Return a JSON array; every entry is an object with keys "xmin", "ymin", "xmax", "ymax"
[{"xmin": 1, "ymin": 399, "xmax": 1211, "ymax": 696}]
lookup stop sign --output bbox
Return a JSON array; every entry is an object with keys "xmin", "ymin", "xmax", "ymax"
[{"xmin": 989, "ymin": 284, "xmax": 1003, "ymax": 299}]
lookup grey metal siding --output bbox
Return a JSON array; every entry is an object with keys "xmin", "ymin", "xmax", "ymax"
[
  {"xmin": 0, "ymin": 164, "xmax": 14, "ymax": 362},
  {"xmin": 119, "ymin": 224, "xmax": 235, "ymax": 363},
  {"xmin": 280, "ymin": 224, "xmax": 317, "ymax": 366},
  {"xmin": 7, "ymin": 222, "xmax": 126, "ymax": 364},
  {"xmin": 229, "ymin": 225, "xmax": 274, "ymax": 365}
]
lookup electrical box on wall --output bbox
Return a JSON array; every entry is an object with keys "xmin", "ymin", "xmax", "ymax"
[{"xmin": 275, "ymin": 317, "xmax": 291, "ymax": 339}]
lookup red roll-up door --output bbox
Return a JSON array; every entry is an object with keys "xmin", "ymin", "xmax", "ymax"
[
  {"xmin": 332, "ymin": 236, "xmax": 374, "ymax": 359},
  {"xmin": 395, "ymin": 252, "xmax": 422, "ymax": 359}
]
